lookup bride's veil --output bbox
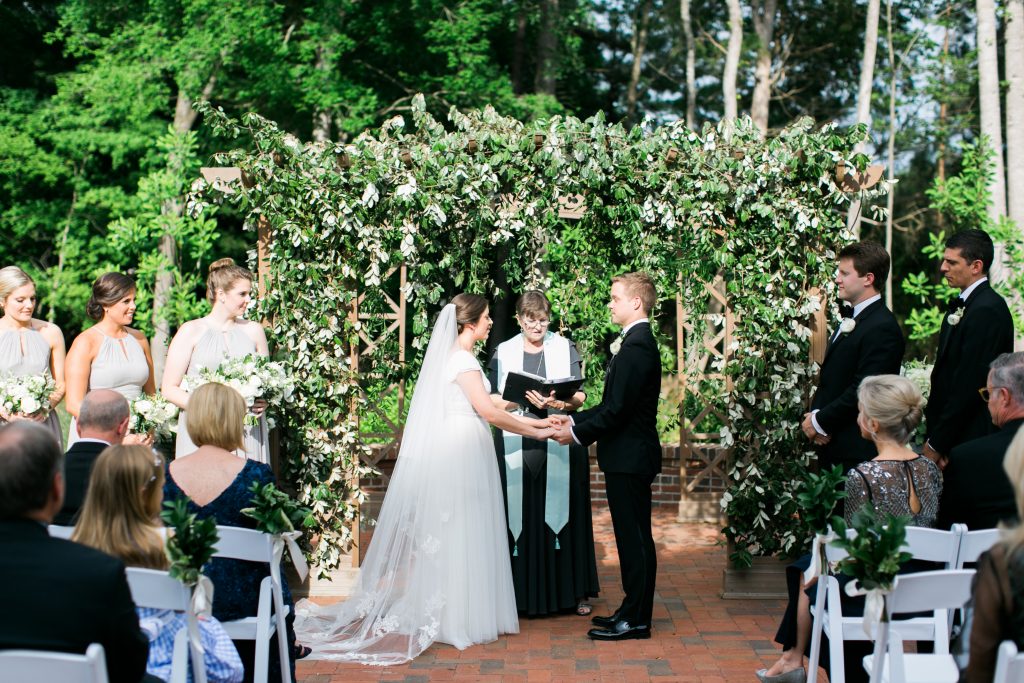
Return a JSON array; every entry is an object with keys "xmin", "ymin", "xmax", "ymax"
[{"xmin": 295, "ymin": 303, "xmax": 460, "ymax": 664}]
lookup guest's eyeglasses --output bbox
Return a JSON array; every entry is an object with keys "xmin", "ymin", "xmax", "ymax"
[
  {"xmin": 979, "ymin": 386, "xmax": 1005, "ymax": 402},
  {"xmin": 520, "ymin": 318, "xmax": 550, "ymax": 330}
]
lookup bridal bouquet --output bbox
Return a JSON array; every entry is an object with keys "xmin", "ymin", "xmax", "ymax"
[
  {"xmin": 0, "ymin": 374, "xmax": 55, "ymax": 417},
  {"xmin": 189, "ymin": 354, "xmax": 295, "ymax": 427},
  {"xmin": 128, "ymin": 394, "xmax": 179, "ymax": 438}
]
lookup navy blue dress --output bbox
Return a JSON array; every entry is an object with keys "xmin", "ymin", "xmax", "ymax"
[{"xmin": 163, "ymin": 459, "xmax": 295, "ymax": 683}]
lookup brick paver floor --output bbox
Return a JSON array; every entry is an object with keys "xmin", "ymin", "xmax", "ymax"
[{"xmin": 297, "ymin": 507, "xmax": 802, "ymax": 682}]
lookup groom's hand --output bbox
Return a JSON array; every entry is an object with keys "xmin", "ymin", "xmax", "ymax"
[{"xmin": 547, "ymin": 416, "xmax": 574, "ymax": 445}]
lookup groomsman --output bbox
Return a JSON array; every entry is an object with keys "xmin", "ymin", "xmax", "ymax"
[
  {"xmin": 803, "ymin": 241, "xmax": 905, "ymax": 472},
  {"xmin": 552, "ymin": 272, "xmax": 661, "ymax": 641},
  {"xmin": 925, "ymin": 229, "xmax": 1014, "ymax": 467}
]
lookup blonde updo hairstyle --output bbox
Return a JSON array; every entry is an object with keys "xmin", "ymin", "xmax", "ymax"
[
  {"xmin": 207, "ymin": 258, "xmax": 254, "ymax": 305},
  {"xmin": 0, "ymin": 266, "xmax": 35, "ymax": 312},
  {"xmin": 86, "ymin": 272, "xmax": 136, "ymax": 321},
  {"xmin": 452, "ymin": 293, "xmax": 488, "ymax": 333},
  {"xmin": 856, "ymin": 374, "xmax": 925, "ymax": 445}
]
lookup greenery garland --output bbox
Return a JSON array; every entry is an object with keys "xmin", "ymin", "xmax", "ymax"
[{"xmin": 190, "ymin": 96, "xmax": 884, "ymax": 570}]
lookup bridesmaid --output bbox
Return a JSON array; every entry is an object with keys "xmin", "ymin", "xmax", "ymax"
[
  {"xmin": 161, "ymin": 258, "xmax": 270, "ymax": 462},
  {"xmin": 0, "ymin": 266, "xmax": 66, "ymax": 446},
  {"xmin": 65, "ymin": 272, "xmax": 156, "ymax": 447}
]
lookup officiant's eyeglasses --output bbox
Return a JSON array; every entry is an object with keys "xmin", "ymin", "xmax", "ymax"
[
  {"xmin": 520, "ymin": 318, "xmax": 550, "ymax": 329},
  {"xmin": 979, "ymin": 386, "xmax": 1006, "ymax": 402}
]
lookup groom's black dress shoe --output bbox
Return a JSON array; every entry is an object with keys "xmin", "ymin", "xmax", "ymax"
[
  {"xmin": 590, "ymin": 611, "xmax": 621, "ymax": 628},
  {"xmin": 587, "ymin": 620, "xmax": 651, "ymax": 641}
]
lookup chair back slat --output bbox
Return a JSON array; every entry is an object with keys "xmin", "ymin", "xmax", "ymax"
[
  {"xmin": 213, "ymin": 526, "xmax": 275, "ymax": 563},
  {"xmin": 0, "ymin": 642, "xmax": 108, "ymax": 683},
  {"xmin": 125, "ymin": 567, "xmax": 191, "ymax": 612},
  {"xmin": 886, "ymin": 569, "xmax": 976, "ymax": 616},
  {"xmin": 956, "ymin": 529, "xmax": 1001, "ymax": 567},
  {"xmin": 994, "ymin": 640, "xmax": 1024, "ymax": 683},
  {"xmin": 902, "ymin": 527, "xmax": 961, "ymax": 567}
]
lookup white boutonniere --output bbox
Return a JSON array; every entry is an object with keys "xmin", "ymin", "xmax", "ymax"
[
  {"xmin": 839, "ymin": 318, "xmax": 856, "ymax": 335},
  {"xmin": 610, "ymin": 337, "xmax": 623, "ymax": 355},
  {"xmin": 947, "ymin": 311, "xmax": 963, "ymax": 326}
]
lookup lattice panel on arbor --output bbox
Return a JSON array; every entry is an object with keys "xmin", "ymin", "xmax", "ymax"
[{"xmin": 677, "ymin": 275, "xmax": 733, "ymax": 522}]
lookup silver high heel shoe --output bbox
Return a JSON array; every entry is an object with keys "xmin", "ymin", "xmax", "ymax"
[{"xmin": 755, "ymin": 667, "xmax": 807, "ymax": 683}]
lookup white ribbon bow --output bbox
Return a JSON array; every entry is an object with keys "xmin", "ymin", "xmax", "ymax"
[
  {"xmin": 845, "ymin": 579, "xmax": 890, "ymax": 637},
  {"xmin": 803, "ymin": 531, "xmax": 837, "ymax": 584},
  {"xmin": 273, "ymin": 530, "xmax": 309, "ymax": 582},
  {"xmin": 185, "ymin": 575, "xmax": 215, "ymax": 661}
]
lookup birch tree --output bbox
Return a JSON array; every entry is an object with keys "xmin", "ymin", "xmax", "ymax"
[
  {"xmin": 750, "ymin": 0, "xmax": 778, "ymax": 135},
  {"xmin": 847, "ymin": 0, "xmax": 882, "ymax": 237},
  {"xmin": 723, "ymin": 0, "xmax": 743, "ymax": 122},
  {"xmin": 977, "ymin": 0, "xmax": 1007, "ymax": 224},
  {"xmin": 1007, "ymin": 0, "xmax": 1024, "ymax": 230}
]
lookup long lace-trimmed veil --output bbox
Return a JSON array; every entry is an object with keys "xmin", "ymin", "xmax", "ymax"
[{"xmin": 295, "ymin": 304, "xmax": 461, "ymax": 664}]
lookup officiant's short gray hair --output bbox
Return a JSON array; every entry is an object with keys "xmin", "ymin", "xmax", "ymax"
[{"xmin": 990, "ymin": 353, "xmax": 1024, "ymax": 404}]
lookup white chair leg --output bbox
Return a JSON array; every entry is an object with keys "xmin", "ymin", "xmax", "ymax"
[{"xmin": 807, "ymin": 579, "xmax": 827, "ymax": 683}]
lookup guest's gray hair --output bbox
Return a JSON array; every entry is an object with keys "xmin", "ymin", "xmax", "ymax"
[
  {"xmin": 990, "ymin": 353, "xmax": 1024, "ymax": 405},
  {"xmin": 78, "ymin": 389, "xmax": 130, "ymax": 431}
]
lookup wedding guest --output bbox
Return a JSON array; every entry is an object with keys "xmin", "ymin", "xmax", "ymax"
[
  {"xmin": 963, "ymin": 428, "xmax": 1024, "ymax": 682},
  {"xmin": 551, "ymin": 273, "xmax": 662, "ymax": 642},
  {"xmin": 925, "ymin": 229, "xmax": 1014, "ymax": 467},
  {"xmin": 53, "ymin": 389, "xmax": 129, "ymax": 526},
  {"xmin": 0, "ymin": 266, "xmax": 66, "ymax": 446},
  {"xmin": 73, "ymin": 444, "xmax": 243, "ymax": 683},
  {"xmin": 0, "ymin": 421, "xmax": 149, "ymax": 683},
  {"xmin": 938, "ymin": 351, "xmax": 1023, "ymax": 530},
  {"xmin": 760, "ymin": 375, "xmax": 942, "ymax": 683},
  {"xmin": 162, "ymin": 381, "xmax": 299, "ymax": 680},
  {"xmin": 488, "ymin": 290, "xmax": 599, "ymax": 617},
  {"xmin": 65, "ymin": 272, "xmax": 155, "ymax": 448},
  {"xmin": 162, "ymin": 258, "xmax": 270, "ymax": 463},
  {"xmin": 801, "ymin": 242, "xmax": 904, "ymax": 478}
]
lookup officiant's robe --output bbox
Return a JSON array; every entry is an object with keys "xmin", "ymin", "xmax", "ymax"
[
  {"xmin": 812, "ymin": 299, "xmax": 905, "ymax": 472},
  {"xmin": 926, "ymin": 280, "xmax": 1014, "ymax": 456}
]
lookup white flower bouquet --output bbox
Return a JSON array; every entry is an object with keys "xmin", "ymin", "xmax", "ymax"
[
  {"xmin": 0, "ymin": 374, "xmax": 55, "ymax": 417},
  {"xmin": 188, "ymin": 354, "xmax": 295, "ymax": 427},
  {"xmin": 900, "ymin": 359, "xmax": 933, "ymax": 402},
  {"xmin": 129, "ymin": 394, "xmax": 179, "ymax": 438}
]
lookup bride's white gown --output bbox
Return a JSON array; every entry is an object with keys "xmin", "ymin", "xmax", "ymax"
[{"xmin": 296, "ymin": 306, "xmax": 519, "ymax": 665}]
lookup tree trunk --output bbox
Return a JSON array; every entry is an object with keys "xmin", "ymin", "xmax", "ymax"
[
  {"xmin": 312, "ymin": 47, "xmax": 332, "ymax": 142},
  {"xmin": 846, "ymin": 0, "xmax": 881, "ymax": 238},
  {"xmin": 723, "ymin": 0, "xmax": 743, "ymax": 123},
  {"xmin": 511, "ymin": 2, "xmax": 528, "ymax": 94},
  {"xmin": 681, "ymin": 0, "xmax": 697, "ymax": 129},
  {"xmin": 534, "ymin": 0, "xmax": 560, "ymax": 96},
  {"xmin": 625, "ymin": 0, "xmax": 653, "ymax": 126},
  {"xmin": 977, "ymin": 0, "xmax": 1007, "ymax": 226},
  {"xmin": 885, "ymin": 0, "xmax": 897, "ymax": 307},
  {"xmin": 750, "ymin": 0, "xmax": 778, "ymax": 135},
  {"xmin": 1007, "ymin": 0, "xmax": 1024, "ymax": 231}
]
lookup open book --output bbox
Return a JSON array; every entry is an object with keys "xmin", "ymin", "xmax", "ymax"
[{"xmin": 501, "ymin": 370, "xmax": 585, "ymax": 406}]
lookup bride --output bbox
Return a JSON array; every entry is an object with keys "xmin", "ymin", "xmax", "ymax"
[{"xmin": 296, "ymin": 294, "xmax": 556, "ymax": 664}]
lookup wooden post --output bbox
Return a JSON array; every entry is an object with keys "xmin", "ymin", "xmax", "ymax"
[
  {"xmin": 348, "ymin": 296, "xmax": 362, "ymax": 568},
  {"xmin": 256, "ymin": 215, "xmax": 272, "ymax": 302},
  {"xmin": 809, "ymin": 287, "xmax": 828, "ymax": 366}
]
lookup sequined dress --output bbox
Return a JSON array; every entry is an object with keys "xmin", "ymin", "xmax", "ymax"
[{"xmin": 843, "ymin": 456, "xmax": 943, "ymax": 526}]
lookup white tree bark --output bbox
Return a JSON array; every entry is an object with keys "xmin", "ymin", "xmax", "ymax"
[
  {"xmin": 846, "ymin": 0, "xmax": 882, "ymax": 238},
  {"xmin": 681, "ymin": 0, "xmax": 697, "ymax": 129},
  {"xmin": 1007, "ymin": 0, "xmax": 1024, "ymax": 230},
  {"xmin": 885, "ymin": 0, "xmax": 897, "ymax": 307},
  {"xmin": 723, "ymin": 0, "xmax": 743, "ymax": 123},
  {"xmin": 625, "ymin": 0, "xmax": 653, "ymax": 125},
  {"xmin": 750, "ymin": 0, "xmax": 778, "ymax": 135},
  {"xmin": 977, "ymin": 0, "xmax": 1007, "ymax": 225}
]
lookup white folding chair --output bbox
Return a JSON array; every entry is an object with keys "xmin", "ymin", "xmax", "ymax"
[
  {"xmin": 862, "ymin": 569, "xmax": 975, "ymax": 683},
  {"xmin": 0, "ymin": 642, "xmax": 108, "ymax": 683},
  {"xmin": 954, "ymin": 527, "xmax": 1001, "ymax": 567},
  {"xmin": 213, "ymin": 526, "xmax": 291, "ymax": 683},
  {"xmin": 808, "ymin": 526, "xmax": 962, "ymax": 683},
  {"xmin": 48, "ymin": 524, "xmax": 75, "ymax": 539},
  {"xmin": 994, "ymin": 640, "xmax": 1024, "ymax": 683},
  {"xmin": 125, "ymin": 567, "xmax": 208, "ymax": 683}
]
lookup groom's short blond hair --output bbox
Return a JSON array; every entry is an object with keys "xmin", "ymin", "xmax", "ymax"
[{"xmin": 612, "ymin": 272, "xmax": 657, "ymax": 314}]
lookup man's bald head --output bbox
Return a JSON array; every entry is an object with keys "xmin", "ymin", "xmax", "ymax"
[{"xmin": 76, "ymin": 389, "xmax": 130, "ymax": 443}]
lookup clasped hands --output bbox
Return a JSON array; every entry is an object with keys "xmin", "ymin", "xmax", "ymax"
[
  {"xmin": 537, "ymin": 414, "xmax": 574, "ymax": 445},
  {"xmin": 800, "ymin": 412, "xmax": 830, "ymax": 446}
]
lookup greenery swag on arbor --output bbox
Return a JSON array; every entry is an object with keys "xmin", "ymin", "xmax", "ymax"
[{"xmin": 188, "ymin": 95, "xmax": 882, "ymax": 570}]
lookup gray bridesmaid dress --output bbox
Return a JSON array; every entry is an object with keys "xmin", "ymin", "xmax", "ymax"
[
  {"xmin": 174, "ymin": 323, "xmax": 269, "ymax": 463},
  {"xmin": 66, "ymin": 333, "xmax": 150, "ymax": 448},
  {"xmin": 0, "ymin": 327, "xmax": 63, "ymax": 447}
]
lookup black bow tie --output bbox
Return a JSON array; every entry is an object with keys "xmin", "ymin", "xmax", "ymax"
[
  {"xmin": 948, "ymin": 297, "xmax": 966, "ymax": 313},
  {"xmin": 840, "ymin": 303, "xmax": 854, "ymax": 318}
]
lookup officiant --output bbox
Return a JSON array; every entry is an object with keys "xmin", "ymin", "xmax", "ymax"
[{"xmin": 488, "ymin": 290, "xmax": 600, "ymax": 617}]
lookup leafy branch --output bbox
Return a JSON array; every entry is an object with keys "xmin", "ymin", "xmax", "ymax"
[{"xmin": 161, "ymin": 499, "xmax": 218, "ymax": 586}]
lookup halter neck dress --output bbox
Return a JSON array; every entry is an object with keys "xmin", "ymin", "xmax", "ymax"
[
  {"xmin": 0, "ymin": 327, "xmax": 63, "ymax": 447},
  {"xmin": 66, "ymin": 332, "xmax": 150, "ymax": 448},
  {"xmin": 175, "ymin": 322, "xmax": 269, "ymax": 463}
]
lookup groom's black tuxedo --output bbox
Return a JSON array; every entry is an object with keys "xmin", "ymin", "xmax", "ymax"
[
  {"xmin": 811, "ymin": 299, "xmax": 905, "ymax": 471},
  {"xmin": 927, "ymin": 280, "xmax": 1014, "ymax": 456},
  {"xmin": 573, "ymin": 321, "xmax": 661, "ymax": 627}
]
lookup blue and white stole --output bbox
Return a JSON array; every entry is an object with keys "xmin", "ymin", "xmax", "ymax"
[{"xmin": 495, "ymin": 332, "xmax": 572, "ymax": 555}]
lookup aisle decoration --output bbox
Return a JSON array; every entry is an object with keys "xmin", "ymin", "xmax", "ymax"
[
  {"xmin": 161, "ymin": 499, "xmax": 219, "ymax": 659},
  {"xmin": 242, "ymin": 481, "xmax": 312, "ymax": 582}
]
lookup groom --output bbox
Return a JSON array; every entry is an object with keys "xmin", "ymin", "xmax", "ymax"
[{"xmin": 552, "ymin": 272, "xmax": 661, "ymax": 641}]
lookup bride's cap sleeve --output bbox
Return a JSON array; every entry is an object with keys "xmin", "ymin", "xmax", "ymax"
[{"xmin": 445, "ymin": 349, "xmax": 481, "ymax": 382}]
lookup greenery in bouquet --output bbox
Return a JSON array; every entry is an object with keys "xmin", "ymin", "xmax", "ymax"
[
  {"xmin": 0, "ymin": 373, "xmax": 56, "ymax": 418},
  {"xmin": 161, "ymin": 498, "xmax": 219, "ymax": 586},
  {"xmin": 796, "ymin": 465, "xmax": 847, "ymax": 537},
  {"xmin": 191, "ymin": 354, "xmax": 295, "ymax": 427},
  {"xmin": 831, "ymin": 506, "xmax": 912, "ymax": 592},
  {"xmin": 128, "ymin": 393, "xmax": 179, "ymax": 438},
  {"xmin": 901, "ymin": 359, "xmax": 933, "ymax": 443},
  {"xmin": 242, "ymin": 481, "xmax": 315, "ymax": 536}
]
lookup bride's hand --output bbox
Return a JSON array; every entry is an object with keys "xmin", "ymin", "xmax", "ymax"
[{"xmin": 534, "ymin": 426, "xmax": 557, "ymax": 440}]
